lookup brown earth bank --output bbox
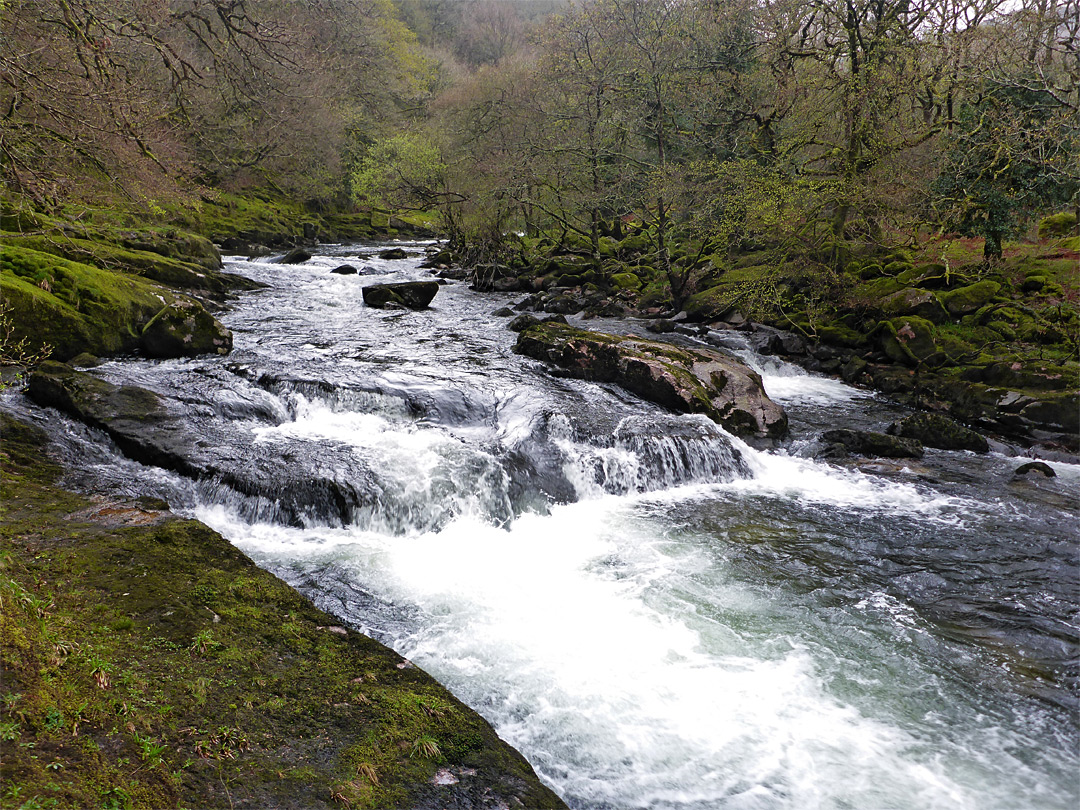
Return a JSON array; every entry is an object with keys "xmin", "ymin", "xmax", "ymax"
[{"xmin": 0, "ymin": 411, "xmax": 566, "ymax": 809}]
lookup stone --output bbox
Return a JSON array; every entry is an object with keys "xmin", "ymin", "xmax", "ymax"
[
  {"xmin": 880, "ymin": 288, "xmax": 949, "ymax": 324},
  {"xmin": 274, "ymin": 247, "xmax": 312, "ymax": 264},
  {"xmin": 1013, "ymin": 461, "xmax": 1056, "ymax": 478},
  {"xmin": 939, "ymin": 281, "xmax": 1001, "ymax": 316},
  {"xmin": 141, "ymin": 300, "xmax": 233, "ymax": 358},
  {"xmin": 887, "ymin": 412, "xmax": 988, "ymax": 453},
  {"xmin": 880, "ymin": 317, "xmax": 938, "ymax": 367},
  {"xmin": 508, "ymin": 314, "xmax": 541, "ymax": 332},
  {"xmin": 362, "ymin": 281, "xmax": 439, "ymax": 310},
  {"xmin": 378, "ymin": 247, "xmax": 409, "ymax": 260},
  {"xmin": 330, "ymin": 264, "xmax": 358, "ymax": 275},
  {"xmin": 68, "ymin": 352, "xmax": 102, "ymax": 368},
  {"xmin": 514, "ymin": 322, "xmax": 787, "ymax": 439},
  {"xmin": 492, "ymin": 307, "xmax": 515, "ymax": 317},
  {"xmin": 820, "ymin": 429, "xmax": 924, "ymax": 458}
]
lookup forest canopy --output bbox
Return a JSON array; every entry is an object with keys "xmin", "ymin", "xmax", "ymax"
[{"xmin": 2, "ymin": 0, "xmax": 1076, "ymax": 260}]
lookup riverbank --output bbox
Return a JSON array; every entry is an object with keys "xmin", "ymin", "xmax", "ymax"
[
  {"xmin": 0, "ymin": 411, "xmax": 564, "ymax": 809},
  {"xmin": 455, "ymin": 220, "xmax": 1079, "ymax": 453}
]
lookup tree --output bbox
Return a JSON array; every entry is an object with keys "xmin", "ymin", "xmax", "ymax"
[{"xmin": 931, "ymin": 80, "xmax": 1079, "ymax": 258}]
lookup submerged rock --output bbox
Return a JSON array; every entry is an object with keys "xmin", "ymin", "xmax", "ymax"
[
  {"xmin": 514, "ymin": 322, "xmax": 788, "ymax": 439},
  {"xmin": 888, "ymin": 412, "xmax": 989, "ymax": 453},
  {"xmin": 141, "ymin": 300, "xmax": 233, "ymax": 358},
  {"xmin": 820, "ymin": 429, "xmax": 924, "ymax": 459},
  {"xmin": 330, "ymin": 264, "xmax": 358, "ymax": 275},
  {"xmin": 362, "ymin": 281, "xmax": 440, "ymax": 310},
  {"xmin": 1014, "ymin": 461, "xmax": 1057, "ymax": 478}
]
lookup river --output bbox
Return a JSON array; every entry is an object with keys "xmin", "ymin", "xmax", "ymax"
[{"xmin": 10, "ymin": 242, "xmax": 1079, "ymax": 809}]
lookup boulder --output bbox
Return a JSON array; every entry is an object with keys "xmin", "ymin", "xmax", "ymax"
[
  {"xmin": 880, "ymin": 316, "xmax": 938, "ymax": 367},
  {"xmin": 362, "ymin": 281, "xmax": 439, "ymax": 310},
  {"xmin": 378, "ymin": 247, "xmax": 409, "ymax": 260},
  {"xmin": 273, "ymin": 247, "xmax": 312, "ymax": 264},
  {"xmin": 939, "ymin": 281, "xmax": 1001, "ymax": 316},
  {"xmin": 1013, "ymin": 461, "xmax": 1056, "ymax": 478},
  {"xmin": 820, "ymin": 429, "xmax": 924, "ymax": 459},
  {"xmin": 492, "ymin": 307, "xmax": 515, "ymax": 317},
  {"xmin": 141, "ymin": 300, "xmax": 233, "ymax": 358},
  {"xmin": 330, "ymin": 264, "xmax": 359, "ymax": 275},
  {"xmin": 514, "ymin": 323, "xmax": 787, "ymax": 439},
  {"xmin": 880, "ymin": 288, "xmax": 949, "ymax": 324},
  {"xmin": 887, "ymin": 412, "xmax": 988, "ymax": 453}
]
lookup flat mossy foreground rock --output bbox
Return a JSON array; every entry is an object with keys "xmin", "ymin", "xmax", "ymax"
[
  {"xmin": 0, "ymin": 411, "xmax": 566, "ymax": 810},
  {"xmin": 362, "ymin": 281, "xmax": 440, "ymax": 309},
  {"xmin": 141, "ymin": 299, "xmax": 233, "ymax": 358},
  {"xmin": 514, "ymin": 322, "xmax": 788, "ymax": 439}
]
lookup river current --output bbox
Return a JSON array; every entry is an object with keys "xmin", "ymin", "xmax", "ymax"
[{"xmin": 9, "ymin": 242, "xmax": 1079, "ymax": 809}]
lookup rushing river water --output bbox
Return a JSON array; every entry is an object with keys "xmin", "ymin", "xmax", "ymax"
[{"xmin": 9, "ymin": 242, "xmax": 1079, "ymax": 809}]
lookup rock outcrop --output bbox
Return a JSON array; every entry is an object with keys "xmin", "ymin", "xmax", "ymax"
[{"xmin": 514, "ymin": 322, "xmax": 788, "ymax": 440}]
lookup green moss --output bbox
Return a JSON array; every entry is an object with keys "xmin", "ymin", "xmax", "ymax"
[
  {"xmin": 1037, "ymin": 212, "xmax": 1077, "ymax": 239},
  {"xmin": 1, "ymin": 245, "xmax": 180, "ymax": 361},
  {"xmin": 5, "ymin": 234, "xmax": 224, "ymax": 292}
]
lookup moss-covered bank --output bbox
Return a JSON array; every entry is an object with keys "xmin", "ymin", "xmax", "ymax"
[
  {"xmin": 461, "ymin": 218, "xmax": 1079, "ymax": 451},
  {"xmin": 0, "ymin": 413, "xmax": 565, "ymax": 809}
]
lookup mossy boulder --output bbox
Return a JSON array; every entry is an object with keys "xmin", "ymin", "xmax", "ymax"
[
  {"xmin": 887, "ymin": 412, "xmax": 988, "ymax": 453},
  {"xmin": 1037, "ymin": 212, "xmax": 1077, "ymax": 239},
  {"xmin": 880, "ymin": 288, "xmax": 949, "ymax": 324},
  {"xmin": 820, "ymin": 428, "xmax": 923, "ymax": 458},
  {"xmin": 939, "ymin": 281, "xmax": 1002, "ymax": 316},
  {"xmin": 514, "ymin": 322, "xmax": 788, "ymax": 439},
  {"xmin": 0, "ymin": 413, "xmax": 565, "ymax": 810},
  {"xmin": 610, "ymin": 272, "xmax": 642, "ymax": 290},
  {"xmin": 141, "ymin": 300, "xmax": 232, "ymax": 358},
  {"xmin": 1, "ymin": 244, "xmax": 182, "ymax": 361},
  {"xmin": 816, "ymin": 324, "xmax": 867, "ymax": 348},
  {"xmin": 880, "ymin": 316, "xmax": 938, "ymax": 366}
]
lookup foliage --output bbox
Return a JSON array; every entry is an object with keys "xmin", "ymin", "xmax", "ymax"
[{"xmin": 931, "ymin": 82, "xmax": 1080, "ymax": 258}]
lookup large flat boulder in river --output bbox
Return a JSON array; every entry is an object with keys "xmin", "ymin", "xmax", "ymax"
[
  {"xmin": 514, "ymin": 322, "xmax": 788, "ymax": 440},
  {"xmin": 362, "ymin": 281, "xmax": 439, "ymax": 309}
]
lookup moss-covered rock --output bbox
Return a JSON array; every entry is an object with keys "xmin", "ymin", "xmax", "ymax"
[
  {"xmin": 610, "ymin": 272, "xmax": 642, "ymax": 290},
  {"xmin": 880, "ymin": 288, "xmax": 949, "ymax": 323},
  {"xmin": 939, "ymin": 281, "xmax": 1002, "ymax": 316},
  {"xmin": 141, "ymin": 300, "xmax": 233, "ymax": 358},
  {"xmin": 880, "ymin": 316, "xmax": 938, "ymax": 367},
  {"xmin": 514, "ymin": 322, "xmax": 787, "ymax": 439},
  {"xmin": 887, "ymin": 412, "xmax": 989, "ymax": 453},
  {"xmin": 820, "ymin": 428, "xmax": 923, "ymax": 458},
  {"xmin": 1, "ymin": 244, "xmax": 183, "ymax": 361},
  {"xmin": 1037, "ymin": 212, "xmax": 1077, "ymax": 239}
]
